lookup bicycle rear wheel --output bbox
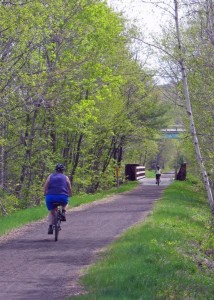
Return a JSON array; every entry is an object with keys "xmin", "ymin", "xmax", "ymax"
[{"xmin": 54, "ymin": 210, "xmax": 59, "ymax": 241}]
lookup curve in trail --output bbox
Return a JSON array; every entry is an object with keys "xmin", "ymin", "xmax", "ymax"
[{"xmin": 0, "ymin": 174, "xmax": 174, "ymax": 300}]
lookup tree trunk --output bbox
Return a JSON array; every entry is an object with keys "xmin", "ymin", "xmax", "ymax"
[
  {"xmin": 16, "ymin": 108, "xmax": 38, "ymax": 197},
  {"xmin": 174, "ymin": 0, "xmax": 214, "ymax": 211},
  {"xmin": 0, "ymin": 136, "xmax": 5, "ymax": 188},
  {"xmin": 70, "ymin": 133, "xmax": 83, "ymax": 184}
]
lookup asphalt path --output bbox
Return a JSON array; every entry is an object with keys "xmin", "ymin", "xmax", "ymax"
[{"xmin": 0, "ymin": 173, "xmax": 174, "ymax": 300}]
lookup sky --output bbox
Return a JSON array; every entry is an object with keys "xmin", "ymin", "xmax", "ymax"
[
  {"xmin": 107, "ymin": 0, "xmax": 171, "ymax": 83},
  {"xmin": 107, "ymin": 0, "xmax": 169, "ymax": 34}
]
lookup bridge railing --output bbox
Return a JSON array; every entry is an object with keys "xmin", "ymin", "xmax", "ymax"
[
  {"xmin": 125, "ymin": 164, "xmax": 145, "ymax": 181},
  {"xmin": 135, "ymin": 166, "xmax": 146, "ymax": 180},
  {"xmin": 161, "ymin": 125, "xmax": 185, "ymax": 133}
]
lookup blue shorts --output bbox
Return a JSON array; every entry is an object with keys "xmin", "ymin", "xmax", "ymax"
[{"xmin": 45, "ymin": 194, "xmax": 69, "ymax": 211}]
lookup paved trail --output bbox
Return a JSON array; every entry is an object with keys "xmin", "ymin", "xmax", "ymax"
[{"xmin": 0, "ymin": 173, "xmax": 174, "ymax": 300}]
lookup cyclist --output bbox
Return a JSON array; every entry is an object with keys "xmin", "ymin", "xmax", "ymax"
[
  {"xmin": 43, "ymin": 163, "xmax": 72, "ymax": 234},
  {"xmin": 155, "ymin": 165, "xmax": 161, "ymax": 184}
]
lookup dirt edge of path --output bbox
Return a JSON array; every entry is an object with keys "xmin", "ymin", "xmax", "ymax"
[{"xmin": 0, "ymin": 186, "xmax": 142, "ymax": 245}]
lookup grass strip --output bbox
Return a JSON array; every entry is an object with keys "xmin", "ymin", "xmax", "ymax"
[
  {"xmin": 0, "ymin": 181, "xmax": 138, "ymax": 237},
  {"xmin": 145, "ymin": 170, "xmax": 155, "ymax": 178},
  {"xmin": 70, "ymin": 179, "xmax": 214, "ymax": 300}
]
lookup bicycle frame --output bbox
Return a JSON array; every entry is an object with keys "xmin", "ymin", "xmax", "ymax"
[{"xmin": 52, "ymin": 203, "xmax": 63, "ymax": 241}]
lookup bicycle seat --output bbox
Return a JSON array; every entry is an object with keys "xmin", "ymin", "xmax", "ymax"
[{"xmin": 52, "ymin": 202, "xmax": 63, "ymax": 208}]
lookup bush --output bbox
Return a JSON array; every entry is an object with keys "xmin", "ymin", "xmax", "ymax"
[{"xmin": 0, "ymin": 189, "xmax": 19, "ymax": 215}]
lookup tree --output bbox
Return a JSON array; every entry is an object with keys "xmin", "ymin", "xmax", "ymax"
[
  {"xmin": 173, "ymin": 0, "xmax": 214, "ymax": 210},
  {"xmin": 137, "ymin": 0, "xmax": 214, "ymax": 211},
  {"xmin": 0, "ymin": 0, "xmax": 169, "ymax": 211}
]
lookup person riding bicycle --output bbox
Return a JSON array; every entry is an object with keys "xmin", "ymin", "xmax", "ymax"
[
  {"xmin": 155, "ymin": 165, "xmax": 161, "ymax": 184},
  {"xmin": 43, "ymin": 163, "xmax": 72, "ymax": 234}
]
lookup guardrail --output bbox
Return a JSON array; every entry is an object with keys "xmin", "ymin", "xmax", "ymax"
[
  {"xmin": 135, "ymin": 166, "xmax": 146, "ymax": 180},
  {"xmin": 125, "ymin": 164, "xmax": 146, "ymax": 181}
]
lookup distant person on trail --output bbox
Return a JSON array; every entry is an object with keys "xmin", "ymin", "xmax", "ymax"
[
  {"xmin": 43, "ymin": 163, "xmax": 72, "ymax": 234},
  {"xmin": 155, "ymin": 165, "xmax": 161, "ymax": 184}
]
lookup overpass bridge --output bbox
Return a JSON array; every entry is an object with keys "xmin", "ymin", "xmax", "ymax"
[{"xmin": 161, "ymin": 125, "xmax": 185, "ymax": 139}]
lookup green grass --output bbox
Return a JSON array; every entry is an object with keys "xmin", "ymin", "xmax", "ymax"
[
  {"xmin": 0, "ymin": 205, "xmax": 48, "ymax": 236},
  {"xmin": 145, "ymin": 170, "xmax": 155, "ymax": 178},
  {"xmin": 70, "ymin": 181, "xmax": 139, "ymax": 208},
  {"xmin": 70, "ymin": 179, "xmax": 214, "ymax": 300},
  {"xmin": 0, "ymin": 181, "xmax": 139, "ymax": 237}
]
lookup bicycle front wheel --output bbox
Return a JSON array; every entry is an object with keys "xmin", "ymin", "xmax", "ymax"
[{"xmin": 54, "ymin": 210, "xmax": 59, "ymax": 241}]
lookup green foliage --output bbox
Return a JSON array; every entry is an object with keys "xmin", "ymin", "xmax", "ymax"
[
  {"xmin": 159, "ymin": 1, "xmax": 214, "ymax": 197},
  {"xmin": 0, "ymin": 189, "xmax": 19, "ymax": 215},
  {"xmin": 0, "ymin": 0, "xmax": 168, "ymax": 209},
  {"xmin": 145, "ymin": 170, "xmax": 155, "ymax": 178}
]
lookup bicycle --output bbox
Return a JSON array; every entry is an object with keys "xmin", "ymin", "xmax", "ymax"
[{"xmin": 52, "ymin": 202, "xmax": 63, "ymax": 241}]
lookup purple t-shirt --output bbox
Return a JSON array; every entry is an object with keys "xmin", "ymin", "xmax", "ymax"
[{"xmin": 47, "ymin": 173, "xmax": 69, "ymax": 195}]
